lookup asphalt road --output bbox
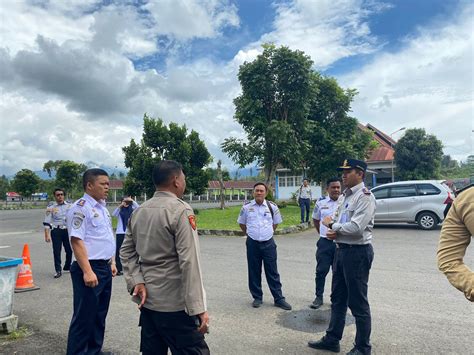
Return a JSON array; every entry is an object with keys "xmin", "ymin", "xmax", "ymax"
[{"xmin": 0, "ymin": 209, "xmax": 472, "ymax": 354}]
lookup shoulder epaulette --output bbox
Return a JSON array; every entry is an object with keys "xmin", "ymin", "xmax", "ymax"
[
  {"xmin": 456, "ymin": 184, "xmax": 473, "ymax": 196},
  {"xmin": 318, "ymin": 196, "xmax": 325, "ymax": 201},
  {"xmin": 244, "ymin": 200, "xmax": 251, "ymax": 205},
  {"xmin": 76, "ymin": 199, "xmax": 86, "ymax": 206},
  {"xmin": 362, "ymin": 187, "xmax": 371, "ymax": 195},
  {"xmin": 268, "ymin": 201, "xmax": 277, "ymax": 206}
]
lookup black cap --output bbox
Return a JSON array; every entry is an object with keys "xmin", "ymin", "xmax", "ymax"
[{"xmin": 337, "ymin": 159, "xmax": 367, "ymax": 172}]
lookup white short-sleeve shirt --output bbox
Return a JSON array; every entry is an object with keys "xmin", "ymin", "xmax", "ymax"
[
  {"xmin": 312, "ymin": 196, "xmax": 339, "ymax": 238},
  {"xmin": 237, "ymin": 199, "xmax": 282, "ymax": 242},
  {"xmin": 67, "ymin": 193, "xmax": 115, "ymax": 260}
]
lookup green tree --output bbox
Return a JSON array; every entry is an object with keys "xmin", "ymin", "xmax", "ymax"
[
  {"xmin": 55, "ymin": 161, "xmax": 88, "ymax": 198},
  {"xmin": 206, "ymin": 167, "xmax": 231, "ymax": 181},
  {"xmin": 43, "ymin": 160, "xmax": 63, "ymax": 177},
  {"xmin": 11, "ymin": 169, "xmax": 40, "ymax": 199},
  {"xmin": 222, "ymin": 44, "xmax": 375, "ymax": 187},
  {"xmin": 222, "ymin": 44, "xmax": 315, "ymax": 187},
  {"xmin": 123, "ymin": 115, "xmax": 212, "ymax": 198},
  {"xmin": 395, "ymin": 128, "xmax": 443, "ymax": 180},
  {"xmin": 305, "ymin": 75, "xmax": 376, "ymax": 184},
  {"xmin": 0, "ymin": 175, "xmax": 10, "ymax": 200}
]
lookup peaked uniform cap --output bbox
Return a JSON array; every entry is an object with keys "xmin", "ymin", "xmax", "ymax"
[{"xmin": 337, "ymin": 159, "xmax": 367, "ymax": 172}]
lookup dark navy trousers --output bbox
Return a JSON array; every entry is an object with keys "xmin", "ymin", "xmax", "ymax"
[
  {"xmin": 326, "ymin": 244, "xmax": 374, "ymax": 355},
  {"xmin": 67, "ymin": 260, "xmax": 112, "ymax": 355},
  {"xmin": 246, "ymin": 237, "xmax": 284, "ymax": 302},
  {"xmin": 315, "ymin": 237, "xmax": 336, "ymax": 298},
  {"xmin": 299, "ymin": 198, "xmax": 311, "ymax": 222},
  {"xmin": 51, "ymin": 228, "xmax": 72, "ymax": 272},
  {"xmin": 115, "ymin": 233, "xmax": 125, "ymax": 272}
]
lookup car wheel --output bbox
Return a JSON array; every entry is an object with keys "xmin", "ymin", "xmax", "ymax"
[{"xmin": 417, "ymin": 212, "xmax": 438, "ymax": 230}]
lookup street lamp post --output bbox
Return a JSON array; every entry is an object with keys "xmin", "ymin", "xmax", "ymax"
[{"xmin": 390, "ymin": 127, "xmax": 406, "ymax": 182}]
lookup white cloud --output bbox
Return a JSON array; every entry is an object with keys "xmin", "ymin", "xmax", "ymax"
[
  {"xmin": 236, "ymin": 0, "xmax": 391, "ymax": 70},
  {"xmin": 340, "ymin": 3, "xmax": 474, "ymax": 161},
  {"xmin": 144, "ymin": 0, "xmax": 240, "ymax": 40}
]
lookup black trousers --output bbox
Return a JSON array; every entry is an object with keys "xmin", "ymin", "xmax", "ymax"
[
  {"xmin": 326, "ymin": 244, "xmax": 374, "ymax": 355},
  {"xmin": 246, "ymin": 237, "xmax": 284, "ymax": 302},
  {"xmin": 140, "ymin": 307, "xmax": 210, "ymax": 355},
  {"xmin": 315, "ymin": 237, "xmax": 336, "ymax": 298},
  {"xmin": 51, "ymin": 228, "xmax": 72, "ymax": 272},
  {"xmin": 299, "ymin": 198, "xmax": 311, "ymax": 222},
  {"xmin": 115, "ymin": 233, "xmax": 125, "ymax": 272},
  {"xmin": 67, "ymin": 260, "xmax": 112, "ymax": 355}
]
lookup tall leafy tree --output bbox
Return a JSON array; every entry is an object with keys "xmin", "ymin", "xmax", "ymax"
[
  {"xmin": 0, "ymin": 175, "xmax": 10, "ymax": 200},
  {"xmin": 43, "ymin": 160, "xmax": 63, "ymax": 177},
  {"xmin": 222, "ymin": 44, "xmax": 375, "ymax": 187},
  {"xmin": 55, "ymin": 160, "xmax": 88, "ymax": 198},
  {"xmin": 11, "ymin": 169, "xmax": 40, "ymax": 199},
  {"xmin": 222, "ymin": 44, "xmax": 315, "ymax": 186},
  {"xmin": 305, "ymin": 75, "xmax": 375, "ymax": 184},
  {"xmin": 395, "ymin": 128, "xmax": 443, "ymax": 180},
  {"xmin": 123, "ymin": 115, "xmax": 212, "ymax": 198}
]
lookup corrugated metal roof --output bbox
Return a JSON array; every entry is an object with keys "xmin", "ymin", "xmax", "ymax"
[{"xmin": 208, "ymin": 180, "xmax": 258, "ymax": 189}]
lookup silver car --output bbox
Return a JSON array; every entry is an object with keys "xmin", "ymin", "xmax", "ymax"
[{"xmin": 370, "ymin": 180, "xmax": 454, "ymax": 230}]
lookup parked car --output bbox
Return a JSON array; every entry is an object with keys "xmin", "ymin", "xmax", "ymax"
[{"xmin": 370, "ymin": 180, "xmax": 454, "ymax": 230}]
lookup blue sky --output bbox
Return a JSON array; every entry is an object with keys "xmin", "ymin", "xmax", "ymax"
[{"xmin": 0, "ymin": 0, "xmax": 472, "ymax": 175}]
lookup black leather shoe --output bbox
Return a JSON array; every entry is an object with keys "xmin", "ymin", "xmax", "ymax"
[
  {"xmin": 346, "ymin": 347, "xmax": 365, "ymax": 355},
  {"xmin": 252, "ymin": 299, "xmax": 263, "ymax": 308},
  {"xmin": 274, "ymin": 299, "xmax": 292, "ymax": 310},
  {"xmin": 54, "ymin": 272, "xmax": 62, "ymax": 279},
  {"xmin": 308, "ymin": 336, "xmax": 340, "ymax": 353},
  {"xmin": 116, "ymin": 271, "xmax": 123, "ymax": 276},
  {"xmin": 63, "ymin": 265, "xmax": 70, "ymax": 271},
  {"xmin": 310, "ymin": 296, "xmax": 323, "ymax": 309}
]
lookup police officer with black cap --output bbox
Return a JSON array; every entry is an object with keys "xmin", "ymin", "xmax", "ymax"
[{"xmin": 308, "ymin": 159, "xmax": 376, "ymax": 355}]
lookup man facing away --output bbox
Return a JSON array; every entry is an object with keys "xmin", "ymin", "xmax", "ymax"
[{"xmin": 121, "ymin": 160, "xmax": 210, "ymax": 355}]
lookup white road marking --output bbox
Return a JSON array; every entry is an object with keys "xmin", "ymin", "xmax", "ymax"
[
  {"xmin": 0, "ymin": 245, "xmax": 11, "ymax": 249},
  {"xmin": 0, "ymin": 230, "xmax": 36, "ymax": 236}
]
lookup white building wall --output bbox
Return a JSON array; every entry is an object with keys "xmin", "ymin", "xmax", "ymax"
[{"xmin": 275, "ymin": 172, "xmax": 322, "ymax": 200}]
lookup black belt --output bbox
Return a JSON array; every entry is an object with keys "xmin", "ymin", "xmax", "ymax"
[
  {"xmin": 52, "ymin": 225, "xmax": 67, "ymax": 230},
  {"xmin": 247, "ymin": 236, "xmax": 273, "ymax": 243},
  {"xmin": 336, "ymin": 243, "xmax": 370, "ymax": 249},
  {"xmin": 88, "ymin": 259, "xmax": 111, "ymax": 265}
]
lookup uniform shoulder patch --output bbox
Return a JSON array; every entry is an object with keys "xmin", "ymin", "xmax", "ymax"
[
  {"xmin": 362, "ymin": 187, "xmax": 371, "ymax": 195},
  {"xmin": 188, "ymin": 215, "xmax": 197, "ymax": 230},
  {"xmin": 76, "ymin": 199, "xmax": 86, "ymax": 206}
]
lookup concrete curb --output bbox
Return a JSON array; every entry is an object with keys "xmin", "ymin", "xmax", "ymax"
[{"xmin": 198, "ymin": 222, "xmax": 312, "ymax": 237}]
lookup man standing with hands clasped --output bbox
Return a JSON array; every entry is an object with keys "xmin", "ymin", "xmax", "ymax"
[
  {"xmin": 308, "ymin": 159, "xmax": 376, "ymax": 355},
  {"xmin": 238, "ymin": 182, "xmax": 292, "ymax": 311},
  {"xmin": 120, "ymin": 160, "xmax": 210, "ymax": 355}
]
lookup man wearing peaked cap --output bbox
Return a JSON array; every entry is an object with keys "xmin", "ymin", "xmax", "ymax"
[{"xmin": 308, "ymin": 158, "xmax": 376, "ymax": 355}]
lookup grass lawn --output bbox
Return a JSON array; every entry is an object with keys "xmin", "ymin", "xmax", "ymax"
[{"xmin": 196, "ymin": 205, "xmax": 303, "ymax": 231}]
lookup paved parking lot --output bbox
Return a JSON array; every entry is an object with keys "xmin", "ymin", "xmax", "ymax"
[{"xmin": 1, "ymin": 209, "xmax": 473, "ymax": 354}]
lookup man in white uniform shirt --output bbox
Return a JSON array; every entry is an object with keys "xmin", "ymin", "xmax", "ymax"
[
  {"xmin": 66, "ymin": 168, "xmax": 117, "ymax": 355},
  {"xmin": 310, "ymin": 178, "xmax": 341, "ymax": 309},
  {"xmin": 297, "ymin": 178, "xmax": 313, "ymax": 223},
  {"xmin": 237, "ymin": 182, "xmax": 292, "ymax": 310}
]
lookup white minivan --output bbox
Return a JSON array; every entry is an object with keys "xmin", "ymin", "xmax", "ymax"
[{"xmin": 370, "ymin": 180, "xmax": 454, "ymax": 230}]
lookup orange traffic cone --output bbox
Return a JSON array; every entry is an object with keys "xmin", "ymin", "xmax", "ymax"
[{"xmin": 15, "ymin": 243, "xmax": 40, "ymax": 293}]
